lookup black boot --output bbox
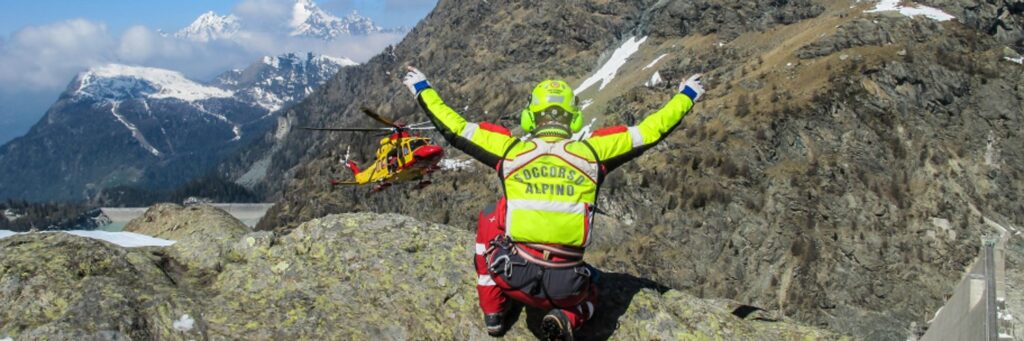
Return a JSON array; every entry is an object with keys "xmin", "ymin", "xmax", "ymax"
[
  {"xmin": 484, "ymin": 312, "xmax": 508, "ymax": 337},
  {"xmin": 541, "ymin": 309, "xmax": 574, "ymax": 341},
  {"xmin": 484, "ymin": 302, "xmax": 524, "ymax": 337}
]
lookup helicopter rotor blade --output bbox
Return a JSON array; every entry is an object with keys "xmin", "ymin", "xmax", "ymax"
[
  {"xmin": 406, "ymin": 121, "xmax": 433, "ymax": 128},
  {"xmin": 360, "ymin": 107, "xmax": 399, "ymax": 128},
  {"xmin": 300, "ymin": 127, "xmax": 393, "ymax": 132}
]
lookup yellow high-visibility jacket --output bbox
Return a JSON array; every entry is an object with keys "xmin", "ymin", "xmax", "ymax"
[{"xmin": 415, "ymin": 88, "xmax": 694, "ymax": 247}]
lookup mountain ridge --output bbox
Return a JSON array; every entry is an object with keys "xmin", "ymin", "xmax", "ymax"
[{"xmin": 0, "ymin": 52, "xmax": 352, "ymax": 201}]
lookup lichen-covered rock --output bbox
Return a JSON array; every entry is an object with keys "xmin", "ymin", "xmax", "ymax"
[
  {"xmin": 0, "ymin": 232, "xmax": 203, "ymax": 340},
  {"xmin": 124, "ymin": 203, "xmax": 249, "ymax": 240},
  {"xmin": 125, "ymin": 203, "xmax": 251, "ymax": 280},
  {"xmin": 0, "ymin": 212, "xmax": 843, "ymax": 340}
]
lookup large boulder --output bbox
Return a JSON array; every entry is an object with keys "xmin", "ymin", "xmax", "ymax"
[
  {"xmin": 124, "ymin": 203, "xmax": 249, "ymax": 240},
  {"xmin": 0, "ymin": 212, "xmax": 843, "ymax": 340},
  {"xmin": 0, "ymin": 233, "xmax": 202, "ymax": 340},
  {"xmin": 125, "ymin": 203, "xmax": 250, "ymax": 280}
]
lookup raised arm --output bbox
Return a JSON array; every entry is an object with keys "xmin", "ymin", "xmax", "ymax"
[
  {"xmin": 403, "ymin": 66, "xmax": 517, "ymax": 168},
  {"xmin": 583, "ymin": 74, "xmax": 704, "ymax": 172}
]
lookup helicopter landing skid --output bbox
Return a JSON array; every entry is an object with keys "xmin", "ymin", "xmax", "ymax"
[{"xmin": 367, "ymin": 182, "xmax": 393, "ymax": 195}]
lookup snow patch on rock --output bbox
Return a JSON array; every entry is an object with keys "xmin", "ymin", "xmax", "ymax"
[
  {"xmin": 316, "ymin": 55, "xmax": 358, "ymax": 67},
  {"xmin": 576, "ymin": 36, "xmax": 648, "ymax": 94},
  {"xmin": 251, "ymin": 87, "xmax": 284, "ymax": 112},
  {"xmin": 645, "ymin": 71, "xmax": 664, "ymax": 87},
  {"xmin": 643, "ymin": 53, "xmax": 669, "ymax": 70},
  {"xmin": 440, "ymin": 158, "xmax": 474, "ymax": 171},
  {"xmin": 173, "ymin": 314, "xmax": 195, "ymax": 332},
  {"xmin": 985, "ymin": 131, "xmax": 999, "ymax": 167},
  {"xmin": 866, "ymin": 0, "xmax": 955, "ymax": 22},
  {"xmin": 111, "ymin": 101, "xmax": 162, "ymax": 157},
  {"xmin": 931, "ymin": 217, "xmax": 951, "ymax": 231},
  {"xmin": 579, "ymin": 98, "xmax": 594, "ymax": 111},
  {"xmin": 0, "ymin": 230, "xmax": 176, "ymax": 247},
  {"xmin": 1006, "ymin": 56, "xmax": 1024, "ymax": 65}
]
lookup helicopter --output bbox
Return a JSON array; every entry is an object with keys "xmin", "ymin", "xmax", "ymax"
[{"xmin": 301, "ymin": 107, "xmax": 445, "ymax": 193}]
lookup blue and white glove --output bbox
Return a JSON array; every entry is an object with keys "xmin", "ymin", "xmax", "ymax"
[
  {"xmin": 402, "ymin": 66, "xmax": 431, "ymax": 96},
  {"xmin": 678, "ymin": 73, "xmax": 704, "ymax": 102}
]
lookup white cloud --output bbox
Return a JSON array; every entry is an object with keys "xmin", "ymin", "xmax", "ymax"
[
  {"xmin": 118, "ymin": 26, "xmax": 194, "ymax": 62},
  {"xmin": 113, "ymin": 26, "xmax": 256, "ymax": 79},
  {"xmin": 0, "ymin": 6, "xmax": 403, "ymax": 90},
  {"xmin": 234, "ymin": 0, "xmax": 295, "ymax": 31},
  {"xmin": 0, "ymin": 19, "xmax": 115, "ymax": 90}
]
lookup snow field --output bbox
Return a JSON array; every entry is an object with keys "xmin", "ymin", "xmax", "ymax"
[
  {"xmin": 576, "ymin": 36, "xmax": 648, "ymax": 94},
  {"xmin": 80, "ymin": 64, "xmax": 234, "ymax": 102},
  {"xmin": 0, "ymin": 230, "xmax": 175, "ymax": 247},
  {"xmin": 866, "ymin": 0, "xmax": 955, "ymax": 22}
]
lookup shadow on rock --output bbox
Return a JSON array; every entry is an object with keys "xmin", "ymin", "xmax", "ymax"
[{"xmin": 516, "ymin": 271, "xmax": 670, "ymax": 340}]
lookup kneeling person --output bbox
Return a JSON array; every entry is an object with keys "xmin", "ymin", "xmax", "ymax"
[{"xmin": 402, "ymin": 66, "xmax": 704, "ymax": 340}]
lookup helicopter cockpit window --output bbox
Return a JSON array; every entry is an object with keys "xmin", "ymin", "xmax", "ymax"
[{"xmin": 409, "ymin": 139, "xmax": 427, "ymax": 151}]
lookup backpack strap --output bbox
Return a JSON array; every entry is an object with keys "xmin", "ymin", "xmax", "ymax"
[
  {"xmin": 579, "ymin": 139, "xmax": 604, "ymax": 186},
  {"xmin": 496, "ymin": 139, "xmax": 521, "ymax": 196}
]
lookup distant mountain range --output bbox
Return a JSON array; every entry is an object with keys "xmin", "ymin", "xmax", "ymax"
[
  {"xmin": 0, "ymin": 53, "xmax": 353, "ymax": 201},
  {"xmin": 174, "ymin": 0, "xmax": 401, "ymax": 42},
  {"xmin": 0, "ymin": 0, "xmax": 406, "ymax": 202}
]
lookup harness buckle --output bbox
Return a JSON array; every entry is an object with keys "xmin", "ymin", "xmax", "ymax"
[
  {"xmin": 488, "ymin": 254, "xmax": 511, "ymax": 276},
  {"xmin": 573, "ymin": 265, "xmax": 592, "ymax": 278}
]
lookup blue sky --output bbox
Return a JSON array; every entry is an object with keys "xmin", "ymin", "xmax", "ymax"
[
  {"xmin": 0, "ymin": 2, "xmax": 237, "ymax": 37},
  {"xmin": 0, "ymin": 0, "xmax": 431, "ymax": 37},
  {"xmin": 0, "ymin": 0, "xmax": 436, "ymax": 144}
]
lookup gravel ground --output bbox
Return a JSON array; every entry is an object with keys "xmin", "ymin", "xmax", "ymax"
[{"xmin": 1004, "ymin": 235, "xmax": 1023, "ymax": 340}]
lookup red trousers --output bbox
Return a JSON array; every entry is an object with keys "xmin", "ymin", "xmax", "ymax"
[{"xmin": 473, "ymin": 199, "xmax": 598, "ymax": 329}]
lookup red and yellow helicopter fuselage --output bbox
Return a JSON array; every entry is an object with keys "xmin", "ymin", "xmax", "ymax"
[
  {"xmin": 337, "ymin": 131, "xmax": 444, "ymax": 188},
  {"xmin": 304, "ymin": 107, "xmax": 445, "ymax": 193}
]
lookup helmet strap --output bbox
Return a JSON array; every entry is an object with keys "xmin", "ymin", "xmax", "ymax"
[{"xmin": 534, "ymin": 123, "xmax": 571, "ymax": 138}]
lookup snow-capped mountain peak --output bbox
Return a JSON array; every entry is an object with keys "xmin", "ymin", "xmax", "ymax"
[
  {"xmin": 289, "ymin": 0, "xmax": 383, "ymax": 39},
  {"xmin": 75, "ymin": 64, "xmax": 234, "ymax": 102},
  {"xmin": 173, "ymin": 1, "xmax": 397, "ymax": 43},
  {"xmin": 291, "ymin": 0, "xmax": 324, "ymax": 29},
  {"xmin": 175, "ymin": 11, "xmax": 240, "ymax": 42},
  {"xmin": 312, "ymin": 55, "xmax": 358, "ymax": 68},
  {"xmin": 214, "ymin": 52, "xmax": 356, "ymax": 112}
]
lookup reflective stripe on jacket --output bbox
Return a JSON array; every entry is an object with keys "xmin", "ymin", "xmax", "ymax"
[{"xmin": 415, "ymin": 88, "xmax": 694, "ymax": 247}]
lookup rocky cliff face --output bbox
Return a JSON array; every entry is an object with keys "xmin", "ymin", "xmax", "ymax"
[
  {"xmin": 0, "ymin": 208, "xmax": 840, "ymax": 340},
  {"xmin": 229, "ymin": 0, "xmax": 1024, "ymax": 339}
]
